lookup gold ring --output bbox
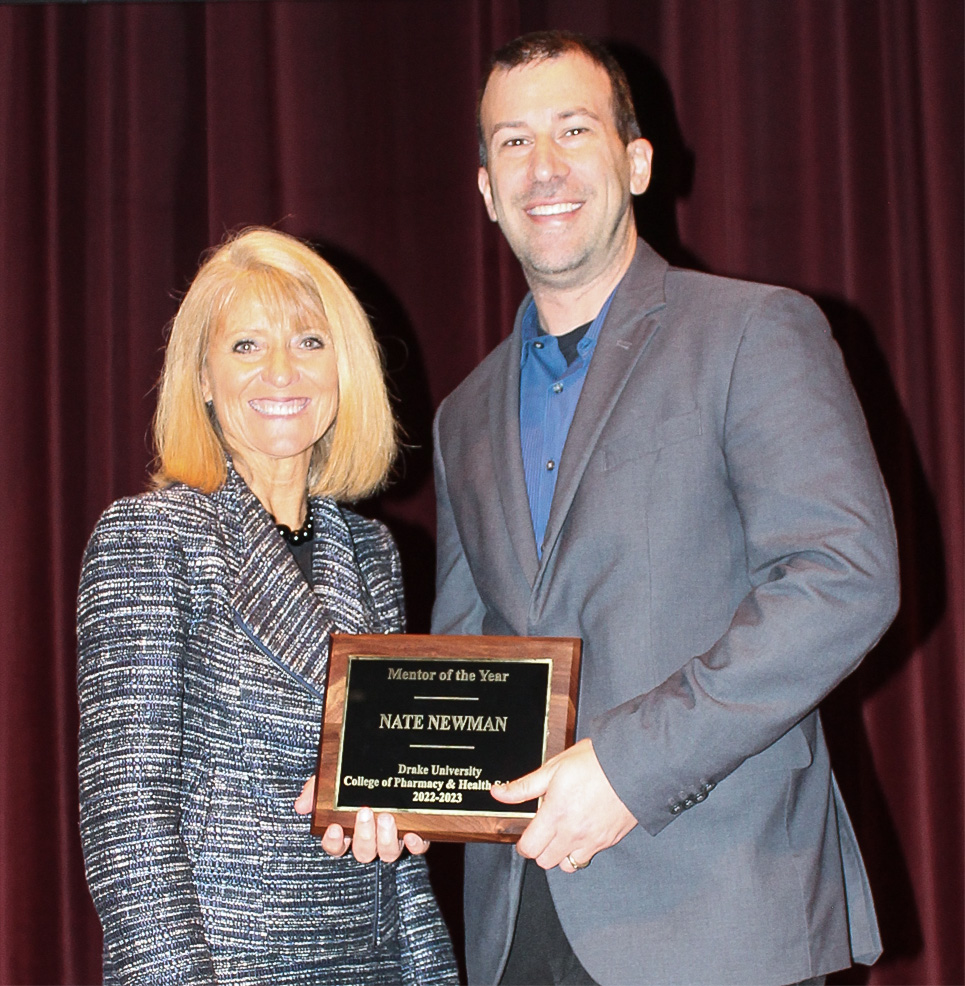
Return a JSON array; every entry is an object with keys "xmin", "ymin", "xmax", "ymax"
[{"xmin": 565, "ymin": 852, "xmax": 589, "ymax": 870}]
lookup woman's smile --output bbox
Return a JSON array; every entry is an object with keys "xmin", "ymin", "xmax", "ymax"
[{"xmin": 248, "ymin": 397, "xmax": 312, "ymax": 416}]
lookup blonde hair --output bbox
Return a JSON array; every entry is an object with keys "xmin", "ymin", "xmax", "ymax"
[{"xmin": 152, "ymin": 227, "xmax": 397, "ymax": 500}]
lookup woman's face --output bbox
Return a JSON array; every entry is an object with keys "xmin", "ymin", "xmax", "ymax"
[{"xmin": 201, "ymin": 294, "xmax": 339, "ymax": 484}]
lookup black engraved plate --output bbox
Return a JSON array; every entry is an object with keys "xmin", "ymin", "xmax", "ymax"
[{"xmin": 335, "ymin": 656, "xmax": 550, "ymax": 814}]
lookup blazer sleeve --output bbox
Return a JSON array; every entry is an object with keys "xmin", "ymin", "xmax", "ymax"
[
  {"xmin": 589, "ymin": 288, "xmax": 900, "ymax": 835},
  {"xmin": 431, "ymin": 406, "xmax": 488, "ymax": 636},
  {"xmin": 77, "ymin": 498, "xmax": 217, "ymax": 984}
]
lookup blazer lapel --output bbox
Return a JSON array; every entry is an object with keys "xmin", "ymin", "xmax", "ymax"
[
  {"xmin": 310, "ymin": 498, "xmax": 383, "ymax": 634},
  {"xmin": 489, "ymin": 317, "xmax": 541, "ymax": 587},
  {"xmin": 220, "ymin": 469, "xmax": 374, "ymax": 699},
  {"xmin": 537, "ymin": 242, "xmax": 669, "ymax": 579}
]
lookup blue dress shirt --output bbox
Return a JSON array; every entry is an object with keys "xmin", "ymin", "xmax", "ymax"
[{"xmin": 519, "ymin": 291, "xmax": 616, "ymax": 556}]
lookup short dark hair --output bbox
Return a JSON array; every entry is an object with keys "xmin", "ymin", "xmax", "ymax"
[{"xmin": 477, "ymin": 30, "xmax": 642, "ymax": 166}]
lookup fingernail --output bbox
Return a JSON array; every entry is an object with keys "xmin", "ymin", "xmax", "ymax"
[{"xmin": 359, "ymin": 807, "xmax": 373, "ymax": 823}]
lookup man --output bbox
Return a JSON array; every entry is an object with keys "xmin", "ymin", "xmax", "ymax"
[{"xmin": 431, "ymin": 30, "xmax": 898, "ymax": 986}]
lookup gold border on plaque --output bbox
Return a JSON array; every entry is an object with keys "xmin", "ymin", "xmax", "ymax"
[
  {"xmin": 331, "ymin": 655, "xmax": 553, "ymax": 818},
  {"xmin": 311, "ymin": 634, "xmax": 581, "ymax": 843}
]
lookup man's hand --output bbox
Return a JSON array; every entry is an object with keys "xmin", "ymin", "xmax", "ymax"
[
  {"xmin": 490, "ymin": 737, "xmax": 637, "ymax": 872},
  {"xmin": 293, "ymin": 775, "xmax": 431, "ymax": 863}
]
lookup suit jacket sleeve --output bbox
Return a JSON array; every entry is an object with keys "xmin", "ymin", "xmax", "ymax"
[
  {"xmin": 588, "ymin": 288, "xmax": 899, "ymax": 835},
  {"xmin": 77, "ymin": 499, "xmax": 216, "ymax": 984},
  {"xmin": 432, "ymin": 408, "xmax": 488, "ymax": 636}
]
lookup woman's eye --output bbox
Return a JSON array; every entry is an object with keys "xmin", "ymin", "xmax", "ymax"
[
  {"xmin": 301, "ymin": 336, "xmax": 326, "ymax": 350},
  {"xmin": 231, "ymin": 339, "xmax": 257, "ymax": 353}
]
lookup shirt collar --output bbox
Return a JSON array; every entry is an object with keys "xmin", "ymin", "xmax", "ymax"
[{"xmin": 519, "ymin": 286, "xmax": 619, "ymax": 367}]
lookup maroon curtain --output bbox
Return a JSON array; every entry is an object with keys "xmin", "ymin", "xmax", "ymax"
[{"xmin": 0, "ymin": 2, "xmax": 960, "ymax": 984}]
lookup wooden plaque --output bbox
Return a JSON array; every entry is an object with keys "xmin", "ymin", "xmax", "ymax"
[{"xmin": 311, "ymin": 634, "xmax": 581, "ymax": 843}]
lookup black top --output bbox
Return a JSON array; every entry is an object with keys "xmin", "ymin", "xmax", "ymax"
[{"xmin": 538, "ymin": 320, "xmax": 592, "ymax": 366}]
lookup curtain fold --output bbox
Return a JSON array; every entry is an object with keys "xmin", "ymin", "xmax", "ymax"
[{"xmin": 0, "ymin": 2, "xmax": 960, "ymax": 983}]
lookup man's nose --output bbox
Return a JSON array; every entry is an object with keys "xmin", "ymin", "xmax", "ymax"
[{"xmin": 529, "ymin": 136, "xmax": 568, "ymax": 184}]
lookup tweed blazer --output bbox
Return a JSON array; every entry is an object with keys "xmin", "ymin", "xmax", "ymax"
[
  {"xmin": 78, "ymin": 467, "xmax": 457, "ymax": 986},
  {"xmin": 432, "ymin": 240, "xmax": 899, "ymax": 985}
]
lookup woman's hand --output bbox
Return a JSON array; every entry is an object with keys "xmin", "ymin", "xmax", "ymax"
[
  {"xmin": 294, "ymin": 775, "xmax": 431, "ymax": 863},
  {"xmin": 320, "ymin": 808, "xmax": 432, "ymax": 863}
]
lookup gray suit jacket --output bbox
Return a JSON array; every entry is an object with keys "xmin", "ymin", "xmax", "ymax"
[
  {"xmin": 432, "ymin": 241, "xmax": 898, "ymax": 985},
  {"xmin": 78, "ymin": 466, "xmax": 457, "ymax": 985}
]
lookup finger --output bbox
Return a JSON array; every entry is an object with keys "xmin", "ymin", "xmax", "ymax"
[
  {"xmin": 555, "ymin": 850, "xmax": 593, "ymax": 874},
  {"xmin": 402, "ymin": 831, "xmax": 431, "ymax": 855},
  {"xmin": 320, "ymin": 823, "xmax": 351, "ymax": 858},
  {"xmin": 532, "ymin": 827, "xmax": 591, "ymax": 870},
  {"xmin": 527, "ymin": 833, "xmax": 572, "ymax": 870},
  {"xmin": 557, "ymin": 853, "xmax": 576, "ymax": 874},
  {"xmin": 376, "ymin": 814, "xmax": 404, "ymax": 863},
  {"xmin": 293, "ymin": 775, "xmax": 316, "ymax": 815},
  {"xmin": 514, "ymin": 819, "xmax": 554, "ymax": 863},
  {"xmin": 513, "ymin": 787, "xmax": 567, "ymax": 861},
  {"xmin": 490, "ymin": 766, "xmax": 549, "ymax": 805},
  {"xmin": 513, "ymin": 792, "xmax": 575, "ymax": 864},
  {"xmin": 351, "ymin": 807, "xmax": 378, "ymax": 864}
]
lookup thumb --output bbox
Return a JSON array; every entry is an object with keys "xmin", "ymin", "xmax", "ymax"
[
  {"xmin": 490, "ymin": 765, "xmax": 550, "ymax": 804},
  {"xmin": 294, "ymin": 775, "xmax": 316, "ymax": 815}
]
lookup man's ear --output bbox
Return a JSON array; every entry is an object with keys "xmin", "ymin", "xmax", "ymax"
[
  {"xmin": 477, "ymin": 166, "xmax": 499, "ymax": 223},
  {"xmin": 627, "ymin": 138, "xmax": 653, "ymax": 196}
]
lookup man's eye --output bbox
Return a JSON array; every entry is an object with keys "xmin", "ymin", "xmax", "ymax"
[
  {"xmin": 503, "ymin": 137, "xmax": 528, "ymax": 147},
  {"xmin": 563, "ymin": 127, "xmax": 588, "ymax": 137}
]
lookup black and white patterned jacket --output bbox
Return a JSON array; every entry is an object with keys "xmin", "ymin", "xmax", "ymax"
[{"xmin": 78, "ymin": 466, "xmax": 457, "ymax": 985}]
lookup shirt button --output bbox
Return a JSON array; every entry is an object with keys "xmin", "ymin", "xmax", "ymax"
[
  {"xmin": 546, "ymin": 460, "xmax": 555, "ymax": 471},
  {"xmin": 534, "ymin": 340, "xmax": 544, "ymax": 349},
  {"xmin": 552, "ymin": 382, "xmax": 563, "ymax": 393}
]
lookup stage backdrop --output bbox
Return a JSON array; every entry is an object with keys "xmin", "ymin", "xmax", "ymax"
[{"xmin": 0, "ymin": 2, "xmax": 961, "ymax": 984}]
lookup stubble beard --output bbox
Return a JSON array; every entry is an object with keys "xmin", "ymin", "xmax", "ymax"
[
  {"xmin": 520, "ymin": 241, "xmax": 595, "ymax": 283},
  {"xmin": 499, "ymin": 181, "xmax": 594, "ymax": 283},
  {"xmin": 505, "ymin": 205, "xmax": 632, "ymax": 291}
]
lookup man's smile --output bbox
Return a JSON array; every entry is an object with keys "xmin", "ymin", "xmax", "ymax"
[{"xmin": 525, "ymin": 201, "xmax": 583, "ymax": 217}]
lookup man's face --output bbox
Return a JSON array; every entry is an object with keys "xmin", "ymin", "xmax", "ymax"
[{"xmin": 477, "ymin": 52, "xmax": 652, "ymax": 290}]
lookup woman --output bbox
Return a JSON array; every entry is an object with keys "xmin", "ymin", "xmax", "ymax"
[{"xmin": 77, "ymin": 228, "xmax": 457, "ymax": 985}]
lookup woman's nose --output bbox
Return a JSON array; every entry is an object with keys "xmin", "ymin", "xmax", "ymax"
[{"xmin": 263, "ymin": 347, "xmax": 296, "ymax": 385}]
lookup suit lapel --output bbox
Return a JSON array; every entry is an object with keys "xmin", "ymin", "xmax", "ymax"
[
  {"xmin": 489, "ymin": 313, "xmax": 541, "ymax": 587},
  {"xmin": 310, "ymin": 499, "xmax": 383, "ymax": 634},
  {"xmin": 537, "ymin": 242, "xmax": 669, "ymax": 578},
  {"xmin": 219, "ymin": 468, "xmax": 375, "ymax": 699}
]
